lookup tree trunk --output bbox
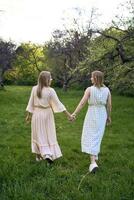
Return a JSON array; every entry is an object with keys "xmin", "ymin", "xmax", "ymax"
[{"xmin": 63, "ymin": 82, "xmax": 68, "ymax": 91}]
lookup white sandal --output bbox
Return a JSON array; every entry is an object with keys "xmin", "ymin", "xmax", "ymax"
[{"xmin": 89, "ymin": 162, "xmax": 99, "ymax": 173}]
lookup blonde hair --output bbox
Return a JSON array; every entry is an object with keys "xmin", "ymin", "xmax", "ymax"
[
  {"xmin": 92, "ymin": 70, "xmax": 104, "ymax": 87},
  {"xmin": 37, "ymin": 71, "xmax": 51, "ymax": 98}
]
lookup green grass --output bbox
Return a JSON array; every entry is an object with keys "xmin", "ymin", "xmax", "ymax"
[{"xmin": 0, "ymin": 86, "xmax": 134, "ymax": 200}]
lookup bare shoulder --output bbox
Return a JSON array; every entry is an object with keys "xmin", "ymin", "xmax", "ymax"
[
  {"xmin": 49, "ymin": 87, "xmax": 55, "ymax": 92},
  {"xmin": 83, "ymin": 87, "xmax": 91, "ymax": 99},
  {"xmin": 85, "ymin": 87, "xmax": 91, "ymax": 93}
]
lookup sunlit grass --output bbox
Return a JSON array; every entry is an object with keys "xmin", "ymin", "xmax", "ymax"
[{"xmin": 0, "ymin": 86, "xmax": 134, "ymax": 200}]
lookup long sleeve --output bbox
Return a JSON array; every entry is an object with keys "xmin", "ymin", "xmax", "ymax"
[
  {"xmin": 49, "ymin": 89, "xmax": 66, "ymax": 113},
  {"xmin": 26, "ymin": 87, "xmax": 34, "ymax": 113}
]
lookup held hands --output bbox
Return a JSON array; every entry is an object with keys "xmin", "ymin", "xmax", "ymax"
[{"xmin": 68, "ymin": 113, "xmax": 76, "ymax": 122}]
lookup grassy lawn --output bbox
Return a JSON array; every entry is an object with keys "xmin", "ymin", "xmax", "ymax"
[{"xmin": 0, "ymin": 86, "xmax": 134, "ymax": 200}]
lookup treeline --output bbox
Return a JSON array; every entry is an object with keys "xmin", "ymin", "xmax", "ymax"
[{"xmin": 0, "ymin": 0, "xmax": 134, "ymax": 96}]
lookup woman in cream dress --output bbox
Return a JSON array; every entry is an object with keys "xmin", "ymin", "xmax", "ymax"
[
  {"xmin": 72, "ymin": 71, "xmax": 112, "ymax": 173},
  {"xmin": 26, "ymin": 71, "xmax": 72, "ymax": 162}
]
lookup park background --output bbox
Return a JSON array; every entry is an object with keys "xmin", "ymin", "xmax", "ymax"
[{"xmin": 0, "ymin": 0, "xmax": 134, "ymax": 199}]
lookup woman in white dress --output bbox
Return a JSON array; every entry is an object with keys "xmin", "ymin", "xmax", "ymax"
[
  {"xmin": 26, "ymin": 71, "xmax": 73, "ymax": 163},
  {"xmin": 72, "ymin": 71, "xmax": 112, "ymax": 173}
]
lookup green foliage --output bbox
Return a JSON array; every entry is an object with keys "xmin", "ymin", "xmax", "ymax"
[
  {"xmin": 4, "ymin": 43, "xmax": 46, "ymax": 85},
  {"xmin": 79, "ymin": 24, "xmax": 134, "ymax": 95},
  {"xmin": 88, "ymin": 32, "xmax": 116, "ymax": 62},
  {"xmin": 111, "ymin": 62, "xmax": 134, "ymax": 96},
  {"xmin": 4, "ymin": 66, "xmax": 38, "ymax": 85},
  {"xmin": 0, "ymin": 39, "xmax": 16, "ymax": 87}
]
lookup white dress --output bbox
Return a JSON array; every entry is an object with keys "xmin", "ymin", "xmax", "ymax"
[
  {"xmin": 81, "ymin": 85, "xmax": 110, "ymax": 156},
  {"xmin": 26, "ymin": 86, "xmax": 66, "ymax": 160}
]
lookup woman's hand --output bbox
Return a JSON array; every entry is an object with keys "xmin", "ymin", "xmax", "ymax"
[
  {"xmin": 68, "ymin": 113, "xmax": 76, "ymax": 122},
  {"xmin": 25, "ymin": 113, "xmax": 32, "ymax": 123},
  {"xmin": 106, "ymin": 117, "xmax": 111, "ymax": 125}
]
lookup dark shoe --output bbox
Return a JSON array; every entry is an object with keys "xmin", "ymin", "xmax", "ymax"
[{"xmin": 45, "ymin": 155, "xmax": 53, "ymax": 164}]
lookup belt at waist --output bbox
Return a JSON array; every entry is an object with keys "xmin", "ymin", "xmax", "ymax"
[
  {"xmin": 34, "ymin": 105, "xmax": 51, "ymax": 109},
  {"xmin": 88, "ymin": 104, "xmax": 105, "ymax": 107}
]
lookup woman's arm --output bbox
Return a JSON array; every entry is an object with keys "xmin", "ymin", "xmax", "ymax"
[
  {"xmin": 72, "ymin": 88, "xmax": 90, "ymax": 117},
  {"xmin": 106, "ymin": 92, "xmax": 112, "ymax": 125}
]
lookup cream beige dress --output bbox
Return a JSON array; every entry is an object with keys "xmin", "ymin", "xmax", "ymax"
[{"xmin": 26, "ymin": 86, "xmax": 66, "ymax": 160}]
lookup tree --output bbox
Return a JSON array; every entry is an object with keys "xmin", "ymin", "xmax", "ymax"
[
  {"xmin": 78, "ymin": 0, "xmax": 134, "ymax": 95},
  {"xmin": 44, "ymin": 8, "xmax": 99, "ymax": 91},
  {"xmin": 0, "ymin": 39, "xmax": 16, "ymax": 88},
  {"xmin": 5, "ymin": 42, "xmax": 46, "ymax": 85}
]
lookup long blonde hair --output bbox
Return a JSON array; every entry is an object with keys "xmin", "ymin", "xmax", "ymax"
[
  {"xmin": 37, "ymin": 71, "xmax": 51, "ymax": 98},
  {"xmin": 92, "ymin": 70, "xmax": 104, "ymax": 87}
]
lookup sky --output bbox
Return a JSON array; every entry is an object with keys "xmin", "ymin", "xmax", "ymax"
[{"xmin": 0, "ymin": 0, "xmax": 127, "ymax": 44}]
